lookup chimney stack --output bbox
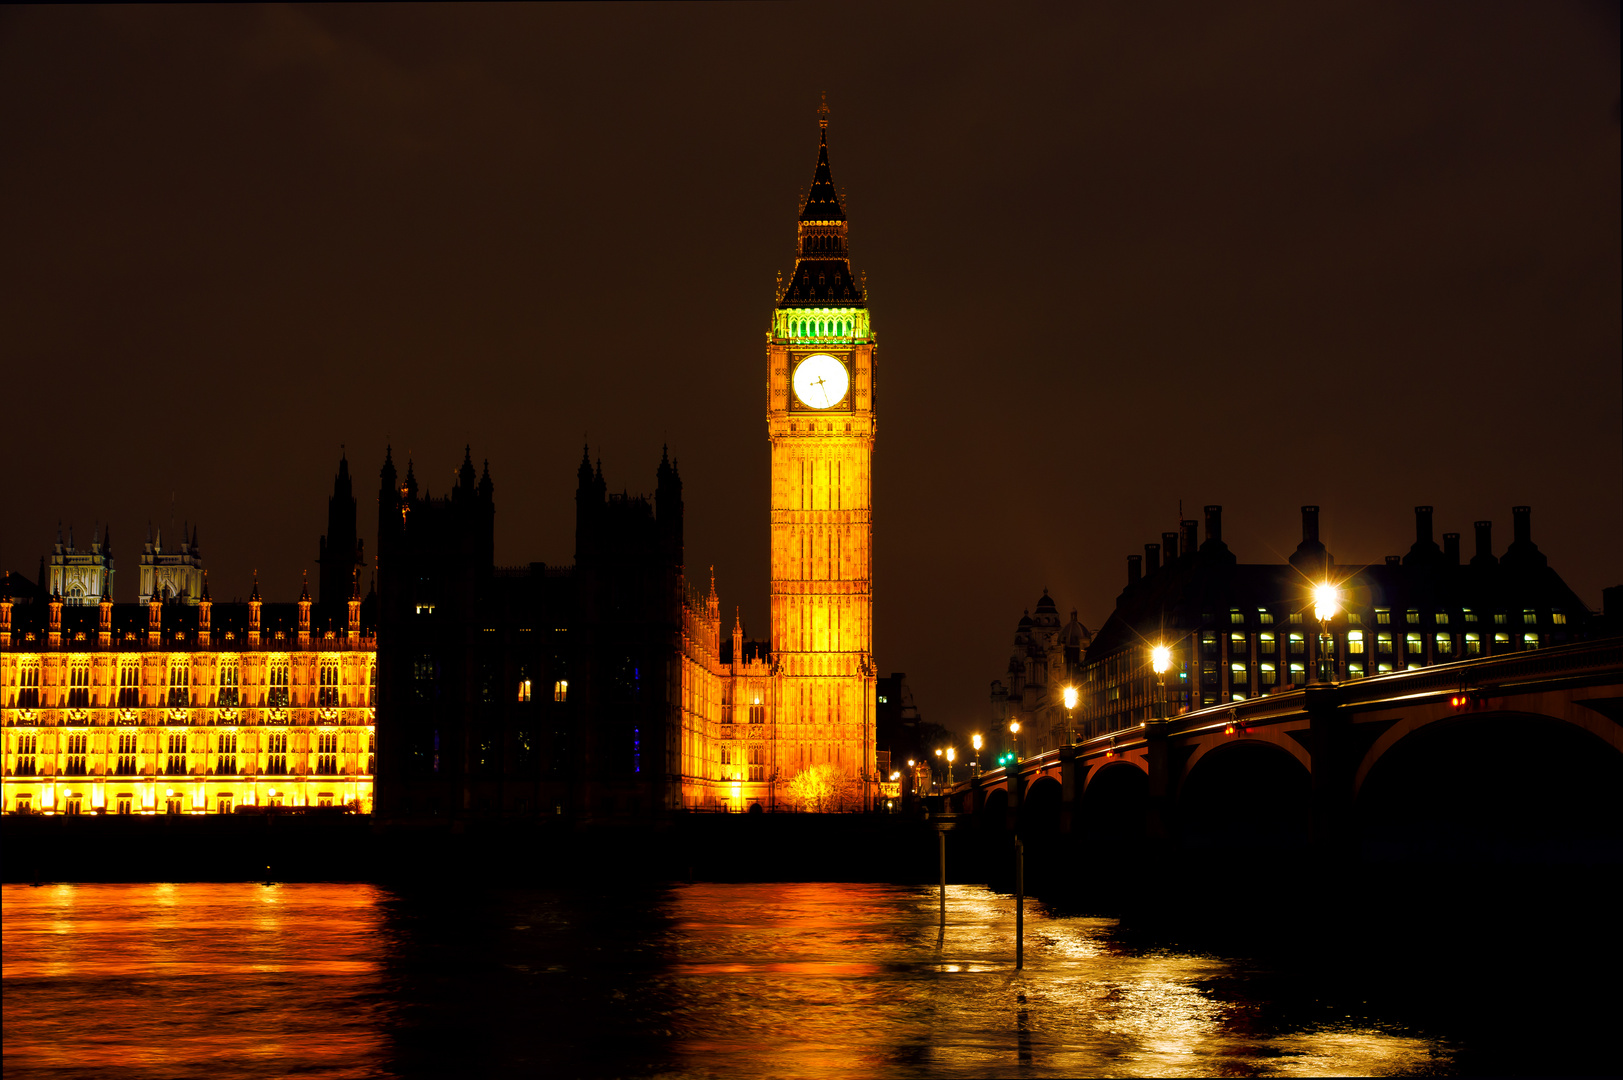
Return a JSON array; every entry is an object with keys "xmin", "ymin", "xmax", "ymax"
[
  {"xmin": 1180, "ymin": 520, "xmax": 1198, "ymax": 558},
  {"xmin": 1415, "ymin": 505, "xmax": 1434, "ymax": 546},
  {"xmin": 1163, "ymin": 531, "xmax": 1180, "ymax": 565},
  {"xmin": 1512, "ymin": 505, "xmax": 1531, "ymax": 547},
  {"xmin": 1127, "ymin": 554, "xmax": 1142, "ymax": 586},
  {"xmin": 1144, "ymin": 543, "xmax": 1160, "ymax": 575},
  {"xmin": 1443, "ymin": 532, "xmax": 1460, "ymax": 565},
  {"xmin": 1471, "ymin": 520, "xmax": 1496, "ymax": 566},
  {"xmin": 1301, "ymin": 505, "xmax": 1320, "ymax": 545},
  {"xmin": 1204, "ymin": 505, "xmax": 1223, "ymax": 545}
]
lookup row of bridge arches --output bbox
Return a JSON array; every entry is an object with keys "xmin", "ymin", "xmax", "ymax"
[{"xmin": 965, "ymin": 709, "xmax": 1623, "ymax": 862}]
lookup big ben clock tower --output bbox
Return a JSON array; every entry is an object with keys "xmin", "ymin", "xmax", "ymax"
[{"xmin": 767, "ymin": 100, "xmax": 876, "ymax": 808}]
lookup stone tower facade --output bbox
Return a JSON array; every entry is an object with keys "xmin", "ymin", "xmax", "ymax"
[
  {"xmin": 48, "ymin": 524, "xmax": 114, "ymax": 605},
  {"xmin": 766, "ymin": 102, "xmax": 877, "ymax": 807}
]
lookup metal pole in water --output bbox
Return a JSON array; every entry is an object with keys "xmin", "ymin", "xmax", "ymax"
[
  {"xmin": 1015, "ymin": 836, "xmax": 1024, "ymax": 970},
  {"xmin": 938, "ymin": 828, "xmax": 947, "ymax": 932}
]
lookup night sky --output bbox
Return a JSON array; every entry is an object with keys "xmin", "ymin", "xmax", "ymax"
[{"xmin": 3, "ymin": 4, "xmax": 1618, "ymax": 735}]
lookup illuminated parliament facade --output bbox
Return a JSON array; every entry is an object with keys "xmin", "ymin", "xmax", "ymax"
[{"xmin": 2, "ymin": 460, "xmax": 376, "ymax": 816}]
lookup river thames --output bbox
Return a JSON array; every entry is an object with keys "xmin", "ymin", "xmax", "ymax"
[{"xmin": 1, "ymin": 879, "xmax": 1602, "ymax": 1078}]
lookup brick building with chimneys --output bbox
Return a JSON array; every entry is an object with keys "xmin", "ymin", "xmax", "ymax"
[{"xmin": 1075, "ymin": 504, "xmax": 1596, "ymax": 737}]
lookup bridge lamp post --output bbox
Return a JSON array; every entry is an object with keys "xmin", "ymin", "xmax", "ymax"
[
  {"xmin": 1063, "ymin": 685, "xmax": 1079, "ymax": 744},
  {"xmin": 945, "ymin": 747, "xmax": 956, "ymax": 784},
  {"xmin": 1008, "ymin": 719, "xmax": 1021, "ymax": 763},
  {"xmin": 971, "ymin": 733, "xmax": 982, "ymax": 777},
  {"xmin": 1313, "ymin": 582, "xmax": 1342, "ymax": 684},
  {"xmin": 1151, "ymin": 644, "xmax": 1172, "ymax": 721}
]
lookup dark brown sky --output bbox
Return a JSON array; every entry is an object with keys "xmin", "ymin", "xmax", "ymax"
[{"xmin": 3, "ymin": 3, "xmax": 1618, "ymax": 735}]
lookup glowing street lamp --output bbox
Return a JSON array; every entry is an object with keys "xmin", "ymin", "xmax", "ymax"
[
  {"xmin": 1151, "ymin": 643, "xmax": 1172, "ymax": 721},
  {"xmin": 1062, "ymin": 685, "xmax": 1078, "ymax": 745},
  {"xmin": 971, "ymin": 733, "xmax": 983, "ymax": 776},
  {"xmin": 1313, "ymin": 581, "xmax": 1342, "ymax": 683}
]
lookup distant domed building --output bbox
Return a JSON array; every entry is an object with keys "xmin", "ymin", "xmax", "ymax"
[{"xmin": 989, "ymin": 589, "xmax": 1091, "ymax": 756}]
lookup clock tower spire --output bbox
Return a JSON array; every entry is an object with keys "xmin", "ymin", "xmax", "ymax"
[{"xmin": 766, "ymin": 101, "xmax": 877, "ymax": 810}]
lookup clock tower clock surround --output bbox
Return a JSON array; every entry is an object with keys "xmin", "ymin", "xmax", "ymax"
[{"xmin": 766, "ymin": 103, "xmax": 877, "ymax": 809}]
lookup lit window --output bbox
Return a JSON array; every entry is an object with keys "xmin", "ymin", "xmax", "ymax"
[
  {"xmin": 1405, "ymin": 633, "xmax": 1423, "ymax": 657},
  {"xmin": 1375, "ymin": 608, "xmax": 1391, "ymax": 625},
  {"xmin": 1288, "ymin": 634, "xmax": 1305, "ymax": 655},
  {"xmin": 1523, "ymin": 633, "xmax": 1540, "ymax": 650},
  {"xmin": 1288, "ymin": 662, "xmax": 1306, "ymax": 681},
  {"xmin": 218, "ymin": 796, "xmax": 233, "ymax": 815},
  {"xmin": 1464, "ymin": 633, "xmax": 1481, "ymax": 656},
  {"xmin": 1435, "ymin": 613, "xmax": 1449, "ymax": 626},
  {"xmin": 1347, "ymin": 631, "xmax": 1365, "ymax": 654},
  {"xmin": 1494, "ymin": 632, "xmax": 1510, "ymax": 645},
  {"xmin": 218, "ymin": 659, "xmax": 239, "ymax": 707},
  {"xmin": 1288, "ymin": 613, "xmax": 1303, "ymax": 625},
  {"xmin": 1258, "ymin": 609, "xmax": 1274, "ymax": 625},
  {"xmin": 1230, "ymin": 611, "xmax": 1245, "ymax": 625},
  {"xmin": 553, "ymin": 680, "xmax": 569, "ymax": 702},
  {"xmin": 878, "ymin": 695, "xmax": 887, "ymax": 704},
  {"xmin": 1259, "ymin": 663, "xmax": 1277, "ymax": 687},
  {"xmin": 268, "ymin": 660, "xmax": 290, "ymax": 708},
  {"xmin": 1347, "ymin": 663, "xmax": 1365, "ymax": 680},
  {"xmin": 318, "ymin": 657, "xmax": 339, "ymax": 707},
  {"xmin": 1462, "ymin": 609, "xmax": 1478, "ymax": 623},
  {"xmin": 1494, "ymin": 613, "xmax": 1507, "ymax": 625},
  {"xmin": 1435, "ymin": 633, "xmax": 1453, "ymax": 656},
  {"xmin": 1551, "ymin": 612, "xmax": 1567, "ymax": 626},
  {"xmin": 1230, "ymin": 662, "xmax": 1247, "ymax": 682},
  {"xmin": 1377, "ymin": 662, "xmax": 1393, "ymax": 673},
  {"xmin": 1348, "ymin": 612, "xmax": 1363, "ymax": 625},
  {"xmin": 518, "ymin": 679, "xmax": 532, "ymax": 702},
  {"xmin": 1229, "ymin": 633, "xmax": 1247, "ymax": 653},
  {"xmin": 1523, "ymin": 610, "xmax": 1537, "ymax": 625},
  {"xmin": 1257, "ymin": 633, "xmax": 1276, "ymax": 653},
  {"xmin": 1406, "ymin": 610, "xmax": 1419, "ymax": 625}
]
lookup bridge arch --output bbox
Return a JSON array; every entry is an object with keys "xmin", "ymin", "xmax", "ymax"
[
  {"xmin": 1356, "ymin": 707, "xmax": 1623, "ymax": 863},
  {"xmin": 1181, "ymin": 724, "xmax": 1311, "ymax": 784},
  {"xmin": 1174, "ymin": 739, "xmax": 1312, "ymax": 855},
  {"xmin": 1017, "ymin": 775, "xmax": 1064, "ymax": 838},
  {"xmin": 1355, "ymin": 697, "xmax": 1623, "ymax": 796},
  {"xmin": 1078, "ymin": 760, "xmax": 1149, "ymax": 849},
  {"xmin": 978, "ymin": 786, "xmax": 1010, "ymax": 832}
]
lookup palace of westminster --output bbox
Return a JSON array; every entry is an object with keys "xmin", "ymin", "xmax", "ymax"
[
  {"xmin": 2, "ymin": 110, "xmax": 1610, "ymax": 818},
  {"xmin": 1, "ymin": 107, "xmax": 886, "ymax": 817}
]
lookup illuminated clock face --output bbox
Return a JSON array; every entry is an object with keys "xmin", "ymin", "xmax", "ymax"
[{"xmin": 792, "ymin": 354, "xmax": 849, "ymax": 409}]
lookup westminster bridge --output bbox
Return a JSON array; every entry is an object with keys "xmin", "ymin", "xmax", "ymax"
[{"xmin": 942, "ymin": 637, "xmax": 1623, "ymax": 862}]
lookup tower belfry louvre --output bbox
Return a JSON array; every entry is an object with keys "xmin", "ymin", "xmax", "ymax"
[{"xmin": 766, "ymin": 100, "xmax": 878, "ymax": 808}]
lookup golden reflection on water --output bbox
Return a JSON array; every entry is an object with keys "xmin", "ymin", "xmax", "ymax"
[
  {"xmin": 651, "ymin": 883, "xmax": 1451, "ymax": 1079},
  {"xmin": 3, "ymin": 883, "xmax": 387, "ymax": 1080},
  {"xmin": 3, "ymin": 881, "xmax": 1453, "ymax": 1078}
]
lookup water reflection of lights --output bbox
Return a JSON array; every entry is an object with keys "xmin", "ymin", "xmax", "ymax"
[{"xmin": 2, "ymin": 881, "xmax": 1456, "ymax": 1078}]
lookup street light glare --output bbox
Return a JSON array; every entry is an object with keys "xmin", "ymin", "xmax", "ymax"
[
  {"xmin": 946, "ymin": 748, "xmax": 956, "ymax": 763},
  {"xmin": 1152, "ymin": 644, "xmax": 1172, "ymax": 674},
  {"xmin": 972, "ymin": 734, "xmax": 982, "ymax": 751},
  {"xmin": 1313, "ymin": 581, "xmax": 1342, "ymax": 622},
  {"xmin": 1063, "ymin": 686, "xmax": 1078, "ymax": 710},
  {"xmin": 1009, "ymin": 720, "xmax": 1020, "ymax": 734}
]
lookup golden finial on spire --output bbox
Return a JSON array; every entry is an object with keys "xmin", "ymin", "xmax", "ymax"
[{"xmin": 818, "ymin": 91, "xmax": 830, "ymax": 129}]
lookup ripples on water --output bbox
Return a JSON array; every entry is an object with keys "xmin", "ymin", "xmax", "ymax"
[{"xmin": 3, "ymin": 881, "xmax": 1453, "ymax": 1078}]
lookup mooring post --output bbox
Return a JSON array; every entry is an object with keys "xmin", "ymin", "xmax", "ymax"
[
  {"xmin": 1015, "ymin": 836, "xmax": 1025, "ymax": 970},
  {"xmin": 938, "ymin": 827, "xmax": 947, "ymax": 932}
]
